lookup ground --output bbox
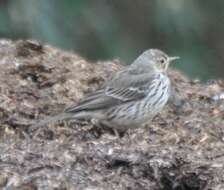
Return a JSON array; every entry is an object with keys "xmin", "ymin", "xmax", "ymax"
[{"xmin": 0, "ymin": 39, "xmax": 224, "ymax": 190}]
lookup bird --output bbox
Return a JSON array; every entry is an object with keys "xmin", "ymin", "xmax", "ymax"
[{"xmin": 30, "ymin": 49, "xmax": 179, "ymax": 132}]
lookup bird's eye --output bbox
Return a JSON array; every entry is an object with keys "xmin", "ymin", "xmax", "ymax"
[{"xmin": 159, "ymin": 58, "xmax": 165, "ymax": 64}]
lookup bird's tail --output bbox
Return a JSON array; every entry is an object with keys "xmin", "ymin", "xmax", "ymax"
[{"xmin": 29, "ymin": 112, "xmax": 73, "ymax": 131}]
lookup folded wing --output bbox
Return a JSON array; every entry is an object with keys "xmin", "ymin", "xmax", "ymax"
[{"xmin": 65, "ymin": 68, "xmax": 156, "ymax": 113}]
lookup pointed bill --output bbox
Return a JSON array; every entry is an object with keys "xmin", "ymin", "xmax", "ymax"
[{"xmin": 169, "ymin": 56, "xmax": 180, "ymax": 62}]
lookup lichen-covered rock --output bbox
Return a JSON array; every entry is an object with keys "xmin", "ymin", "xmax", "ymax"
[{"xmin": 0, "ymin": 40, "xmax": 224, "ymax": 190}]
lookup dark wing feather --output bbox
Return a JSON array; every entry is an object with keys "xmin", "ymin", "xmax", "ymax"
[
  {"xmin": 65, "ymin": 68, "xmax": 156, "ymax": 113},
  {"xmin": 105, "ymin": 68, "xmax": 157, "ymax": 101},
  {"xmin": 64, "ymin": 90, "xmax": 118, "ymax": 112}
]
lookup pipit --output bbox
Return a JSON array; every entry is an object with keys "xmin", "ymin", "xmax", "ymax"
[{"xmin": 31, "ymin": 49, "xmax": 179, "ymax": 131}]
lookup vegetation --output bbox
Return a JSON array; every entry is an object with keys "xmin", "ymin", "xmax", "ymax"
[{"xmin": 0, "ymin": 0, "xmax": 223, "ymax": 80}]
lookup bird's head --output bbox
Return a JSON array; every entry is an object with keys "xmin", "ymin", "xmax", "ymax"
[{"xmin": 134, "ymin": 49, "xmax": 180, "ymax": 73}]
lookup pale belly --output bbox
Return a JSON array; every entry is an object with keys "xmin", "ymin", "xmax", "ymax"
[{"xmin": 104, "ymin": 75, "xmax": 170, "ymax": 129}]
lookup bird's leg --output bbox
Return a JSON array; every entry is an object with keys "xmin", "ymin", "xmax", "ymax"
[
  {"xmin": 112, "ymin": 128, "xmax": 123, "ymax": 138},
  {"xmin": 92, "ymin": 119, "xmax": 124, "ymax": 137}
]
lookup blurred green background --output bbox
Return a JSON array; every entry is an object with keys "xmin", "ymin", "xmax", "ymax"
[{"xmin": 0, "ymin": 0, "xmax": 223, "ymax": 80}]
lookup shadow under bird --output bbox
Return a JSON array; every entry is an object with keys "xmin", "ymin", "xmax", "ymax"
[{"xmin": 31, "ymin": 49, "xmax": 179, "ymax": 131}]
